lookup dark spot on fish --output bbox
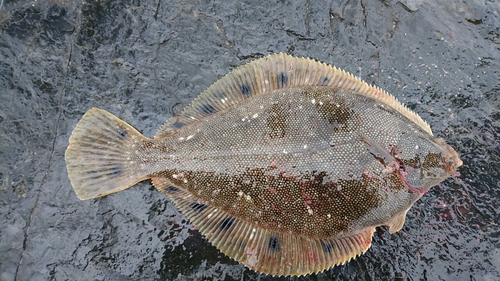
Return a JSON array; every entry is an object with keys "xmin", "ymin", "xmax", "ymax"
[
  {"xmin": 220, "ymin": 217, "xmax": 235, "ymax": 230},
  {"xmin": 278, "ymin": 72, "xmax": 288, "ymax": 87},
  {"xmin": 313, "ymin": 92, "xmax": 358, "ymax": 131},
  {"xmin": 190, "ymin": 202, "xmax": 208, "ymax": 212},
  {"xmin": 165, "ymin": 186, "xmax": 179, "ymax": 192},
  {"xmin": 422, "ymin": 153, "xmax": 442, "ymax": 169},
  {"xmin": 267, "ymin": 103, "xmax": 290, "ymax": 138},
  {"xmin": 268, "ymin": 236, "xmax": 280, "ymax": 252},
  {"xmin": 111, "ymin": 167, "xmax": 121, "ymax": 175},
  {"xmin": 321, "ymin": 240, "xmax": 334, "ymax": 253},
  {"xmin": 172, "ymin": 121, "xmax": 186, "ymax": 129},
  {"xmin": 237, "ymin": 241, "xmax": 246, "ymax": 248},
  {"xmin": 199, "ymin": 104, "xmax": 216, "ymax": 115},
  {"xmin": 117, "ymin": 128, "xmax": 127, "ymax": 138},
  {"xmin": 240, "ymin": 84, "xmax": 251, "ymax": 96},
  {"xmin": 321, "ymin": 76, "xmax": 330, "ymax": 85}
]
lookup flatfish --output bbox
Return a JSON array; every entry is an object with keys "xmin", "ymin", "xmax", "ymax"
[{"xmin": 65, "ymin": 53, "xmax": 462, "ymax": 276}]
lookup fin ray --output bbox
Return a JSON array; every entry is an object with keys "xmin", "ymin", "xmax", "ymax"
[
  {"xmin": 155, "ymin": 53, "xmax": 432, "ymax": 138},
  {"xmin": 65, "ymin": 108, "xmax": 149, "ymax": 200},
  {"xmin": 387, "ymin": 210, "xmax": 408, "ymax": 233}
]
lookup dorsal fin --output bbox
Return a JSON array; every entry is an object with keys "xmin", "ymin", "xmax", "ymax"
[
  {"xmin": 151, "ymin": 176, "xmax": 375, "ymax": 276},
  {"xmin": 154, "ymin": 53, "xmax": 432, "ymax": 139}
]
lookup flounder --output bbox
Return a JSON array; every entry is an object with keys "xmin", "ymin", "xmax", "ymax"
[{"xmin": 65, "ymin": 53, "xmax": 462, "ymax": 276}]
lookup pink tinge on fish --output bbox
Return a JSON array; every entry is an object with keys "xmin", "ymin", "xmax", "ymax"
[{"xmin": 65, "ymin": 53, "xmax": 462, "ymax": 276}]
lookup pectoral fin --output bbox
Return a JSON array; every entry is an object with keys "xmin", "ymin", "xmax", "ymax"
[
  {"xmin": 387, "ymin": 210, "xmax": 408, "ymax": 234},
  {"xmin": 360, "ymin": 135, "xmax": 397, "ymax": 168}
]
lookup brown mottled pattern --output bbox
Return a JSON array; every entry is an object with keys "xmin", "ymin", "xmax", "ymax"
[
  {"xmin": 66, "ymin": 54, "xmax": 463, "ymax": 276},
  {"xmin": 133, "ymin": 87, "xmax": 441, "ymax": 236},
  {"xmin": 422, "ymin": 153, "xmax": 443, "ymax": 170},
  {"xmin": 267, "ymin": 103, "xmax": 290, "ymax": 139},
  {"xmin": 156, "ymin": 168, "xmax": 408, "ymax": 238}
]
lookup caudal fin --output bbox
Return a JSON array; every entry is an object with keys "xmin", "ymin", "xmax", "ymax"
[{"xmin": 65, "ymin": 108, "xmax": 149, "ymax": 200}]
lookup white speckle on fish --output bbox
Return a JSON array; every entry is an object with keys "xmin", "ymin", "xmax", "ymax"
[
  {"xmin": 307, "ymin": 205, "xmax": 313, "ymax": 215},
  {"xmin": 250, "ymin": 228, "xmax": 256, "ymax": 240}
]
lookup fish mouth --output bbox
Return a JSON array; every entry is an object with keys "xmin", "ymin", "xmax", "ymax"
[{"xmin": 434, "ymin": 138, "xmax": 463, "ymax": 175}]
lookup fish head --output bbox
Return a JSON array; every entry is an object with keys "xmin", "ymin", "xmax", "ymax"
[{"xmin": 404, "ymin": 137, "xmax": 462, "ymax": 194}]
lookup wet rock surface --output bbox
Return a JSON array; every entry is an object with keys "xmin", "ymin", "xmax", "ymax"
[{"xmin": 0, "ymin": 0, "xmax": 498, "ymax": 280}]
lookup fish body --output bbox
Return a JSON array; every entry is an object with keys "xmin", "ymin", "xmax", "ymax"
[{"xmin": 65, "ymin": 54, "xmax": 462, "ymax": 276}]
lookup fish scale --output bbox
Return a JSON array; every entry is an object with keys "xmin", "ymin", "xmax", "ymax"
[{"xmin": 65, "ymin": 53, "xmax": 462, "ymax": 276}]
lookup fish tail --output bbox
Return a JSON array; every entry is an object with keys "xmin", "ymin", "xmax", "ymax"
[{"xmin": 65, "ymin": 108, "xmax": 149, "ymax": 200}]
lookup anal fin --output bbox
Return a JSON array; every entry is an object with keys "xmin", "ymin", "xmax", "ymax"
[
  {"xmin": 151, "ymin": 177, "xmax": 185, "ymax": 195},
  {"xmin": 151, "ymin": 176, "xmax": 376, "ymax": 276}
]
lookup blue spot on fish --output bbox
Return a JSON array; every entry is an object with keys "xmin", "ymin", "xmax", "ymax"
[
  {"xmin": 165, "ymin": 186, "xmax": 179, "ymax": 192},
  {"xmin": 278, "ymin": 72, "xmax": 288, "ymax": 87},
  {"xmin": 240, "ymin": 84, "xmax": 251, "ymax": 96},
  {"xmin": 321, "ymin": 76, "xmax": 330, "ymax": 85},
  {"xmin": 199, "ymin": 104, "xmax": 216, "ymax": 115},
  {"xmin": 117, "ymin": 128, "xmax": 127, "ymax": 138},
  {"xmin": 268, "ymin": 236, "xmax": 280, "ymax": 252},
  {"xmin": 321, "ymin": 240, "xmax": 334, "ymax": 253},
  {"xmin": 111, "ymin": 167, "xmax": 121, "ymax": 175},
  {"xmin": 172, "ymin": 121, "xmax": 186, "ymax": 129},
  {"xmin": 190, "ymin": 202, "xmax": 208, "ymax": 212},
  {"xmin": 220, "ymin": 217, "xmax": 235, "ymax": 230}
]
